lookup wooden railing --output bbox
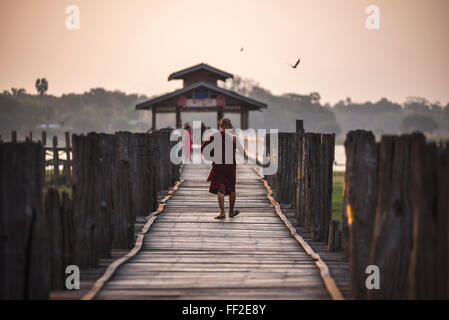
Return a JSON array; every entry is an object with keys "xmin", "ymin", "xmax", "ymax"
[
  {"xmin": 0, "ymin": 129, "xmax": 180, "ymax": 299},
  {"xmin": 265, "ymin": 124, "xmax": 336, "ymax": 245},
  {"xmin": 343, "ymin": 130, "xmax": 449, "ymax": 299},
  {"xmin": 4, "ymin": 130, "xmax": 73, "ymax": 184}
]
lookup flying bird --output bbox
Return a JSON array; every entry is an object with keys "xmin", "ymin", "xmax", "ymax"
[{"xmin": 288, "ymin": 58, "xmax": 301, "ymax": 69}]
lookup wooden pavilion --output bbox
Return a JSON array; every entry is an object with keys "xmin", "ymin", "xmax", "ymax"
[{"xmin": 136, "ymin": 63, "xmax": 267, "ymax": 130}]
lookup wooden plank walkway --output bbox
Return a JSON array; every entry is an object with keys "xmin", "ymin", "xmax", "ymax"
[{"xmin": 95, "ymin": 164, "xmax": 332, "ymax": 300}]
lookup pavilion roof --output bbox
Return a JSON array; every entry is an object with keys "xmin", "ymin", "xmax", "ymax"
[
  {"xmin": 167, "ymin": 63, "xmax": 233, "ymax": 81},
  {"xmin": 135, "ymin": 81, "xmax": 267, "ymax": 110}
]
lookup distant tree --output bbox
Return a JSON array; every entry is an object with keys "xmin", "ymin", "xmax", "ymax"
[
  {"xmin": 404, "ymin": 96, "xmax": 430, "ymax": 114},
  {"xmin": 36, "ymin": 78, "xmax": 49, "ymax": 129},
  {"xmin": 345, "ymin": 97, "xmax": 352, "ymax": 105},
  {"xmin": 401, "ymin": 114, "xmax": 438, "ymax": 133},
  {"xmin": 310, "ymin": 92, "xmax": 321, "ymax": 104},
  {"xmin": 430, "ymin": 101, "xmax": 443, "ymax": 113},
  {"xmin": 11, "ymin": 88, "xmax": 26, "ymax": 96},
  {"xmin": 223, "ymin": 75, "xmax": 259, "ymax": 96},
  {"xmin": 35, "ymin": 78, "xmax": 49, "ymax": 96}
]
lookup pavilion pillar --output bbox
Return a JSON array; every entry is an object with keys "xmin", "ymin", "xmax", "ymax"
[
  {"xmin": 152, "ymin": 108, "xmax": 157, "ymax": 131},
  {"xmin": 240, "ymin": 107, "xmax": 249, "ymax": 130},
  {"xmin": 176, "ymin": 106, "xmax": 182, "ymax": 129},
  {"xmin": 217, "ymin": 106, "xmax": 224, "ymax": 128}
]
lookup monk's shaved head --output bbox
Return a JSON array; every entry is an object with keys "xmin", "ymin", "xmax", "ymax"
[{"xmin": 219, "ymin": 117, "xmax": 233, "ymax": 129}]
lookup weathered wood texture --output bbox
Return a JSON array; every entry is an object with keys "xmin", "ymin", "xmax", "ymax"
[
  {"xmin": 344, "ymin": 131, "xmax": 449, "ymax": 299},
  {"xmin": 283, "ymin": 208, "xmax": 351, "ymax": 299},
  {"xmin": 72, "ymin": 130, "xmax": 180, "ymax": 269},
  {"xmin": 327, "ymin": 220, "xmax": 342, "ymax": 252},
  {"xmin": 52, "ymin": 136, "xmax": 60, "ymax": 184},
  {"xmin": 1, "ymin": 130, "xmax": 179, "ymax": 299},
  {"xmin": 270, "ymin": 131, "xmax": 334, "ymax": 243},
  {"xmin": 63, "ymin": 132, "xmax": 72, "ymax": 183},
  {"xmin": 44, "ymin": 189, "xmax": 74, "ymax": 290},
  {"xmin": 96, "ymin": 164, "xmax": 331, "ymax": 300},
  {"xmin": 343, "ymin": 130, "xmax": 378, "ymax": 299},
  {"xmin": 0, "ymin": 142, "xmax": 49, "ymax": 299},
  {"xmin": 407, "ymin": 138, "xmax": 449, "ymax": 299}
]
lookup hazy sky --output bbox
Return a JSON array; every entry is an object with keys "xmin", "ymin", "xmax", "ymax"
[{"xmin": 1, "ymin": 0, "xmax": 448, "ymax": 105}]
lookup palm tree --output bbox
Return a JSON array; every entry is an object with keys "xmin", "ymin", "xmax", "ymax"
[
  {"xmin": 35, "ymin": 78, "xmax": 48, "ymax": 97},
  {"xmin": 36, "ymin": 78, "xmax": 49, "ymax": 128}
]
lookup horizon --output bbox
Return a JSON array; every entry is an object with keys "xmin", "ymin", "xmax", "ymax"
[
  {"xmin": 1, "ymin": 0, "xmax": 448, "ymax": 106},
  {"xmin": 3, "ymin": 80, "xmax": 446, "ymax": 108}
]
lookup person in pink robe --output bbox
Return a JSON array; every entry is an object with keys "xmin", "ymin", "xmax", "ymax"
[{"xmin": 183, "ymin": 123, "xmax": 192, "ymax": 160}]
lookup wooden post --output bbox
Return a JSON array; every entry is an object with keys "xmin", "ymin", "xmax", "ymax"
[
  {"xmin": 44, "ymin": 188, "xmax": 64, "ymax": 290},
  {"xmin": 176, "ymin": 106, "xmax": 182, "ymax": 129},
  {"xmin": 240, "ymin": 107, "xmax": 249, "ymax": 130},
  {"xmin": 310, "ymin": 133, "xmax": 320, "ymax": 240},
  {"xmin": 12, "ymin": 131, "xmax": 17, "ymax": 143},
  {"xmin": 63, "ymin": 131, "xmax": 71, "ymax": 183},
  {"xmin": 328, "ymin": 220, "xmax": 341, "ymax": 251},
  {"xmin": 72, "ymin": 134, "xmax": 97, "ymax": 268},
  {"xmin": 217, "ymin": 106, "xmax": 224, "ymax": 128},
  {"xmin": 152, "ymin": 108, "xmax": 157, "ymax": 131},
  {"xmin": 0, "ymin": 142, "xmax": 49, "ymax": 299},
  {"xmin": 52, "ymin": 136, "xmax": 59, "ymax": 184},
  {"xmin": 304, "ymin": 132, "xmax": 311, "ymax": 230},
  {"xmin": 408, "ymin": 137, "xmax": 449, "ymax": 299},
  {"xmin": 72, "ymin": 133, "xmax": 116, "ymax": 267},
  {"xmin": 96, "ymin": 133, "xmax": 115, "ymax": 258},
  {"xmin": 276, "ymin": 133, "xmax": 297, "ymax": 205},
  {"xmin": 41, "ymin": 131, "xmax": 47, "ymax": 146},
  {"xmin": 296, "ymin": 119, "xmax": 304, "ymax": 133},
  {"xmin": 114, "ymin": 132, "xmax": 135, "ymax": 248},
  {"xmin": 295, "ymin": 132, "xmax": 305, "ymax": 226},
  {"xmin": 264, "ymin": 132, "xmax": 271, "ymax": 182},
  {"xmin": 322, "ymin": 133, "xmax": 335, "ymax": 242},
  {"xmin": 128, "ymin": 132, "xmax": 156, "ymax": 216},
  {"xmin": 343, "ymin": 130, "xmax": 378, "ymax": 299},
  {"xmin": 61, "ymin": 191, "xmax": 74, "ymax": 268},
  {"xmin": 368, "ymin": 135, "xmax": 415, "ymax": 299}
]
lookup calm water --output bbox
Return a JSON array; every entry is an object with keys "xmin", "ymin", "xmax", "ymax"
[{"xmin": 334, "ymin": 145, "xmax": 345, "ymax": 172}]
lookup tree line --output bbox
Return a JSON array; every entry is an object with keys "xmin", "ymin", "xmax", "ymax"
[{"xmin": 1, "ymin": 77, "xmax": 448, "ymax": 141}]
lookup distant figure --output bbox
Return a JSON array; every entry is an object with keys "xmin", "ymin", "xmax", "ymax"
[
  {"xmin": 288, "ymin": 58, "xmax": 301, "ymax": 69},
  {"xmin": 201, "ymin": 117, "xmax": 240, "ymax": 219},
  {"xmin": 240, "ymin": 47, "xmax": 244, "ymax": 52},
  {"xmin": 184, "ymin": 122, "xmax": 192, "ymax": 160},
  {"xmin": 200, "ymin": 121, "xmax": 206, "ymax": 141}
]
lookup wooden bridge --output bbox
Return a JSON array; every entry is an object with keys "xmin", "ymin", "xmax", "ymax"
[
  {"xmin": 84, "ymin": 163, "xmax": 341, "ymax": 300},
  {"xmin": 4, "ymin": 129, "xmax": 445, "ymax": 300}
]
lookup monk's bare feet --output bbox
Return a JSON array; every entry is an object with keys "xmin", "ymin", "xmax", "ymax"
[
  {"xmin": 229, "ymin": 209, "xmax": 240, "ymax": 218},
  {"xmin": 214, "ymin": 213, "xmax": 226, "ymax": 219}
]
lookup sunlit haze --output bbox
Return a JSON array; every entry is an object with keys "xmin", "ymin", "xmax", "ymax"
[{"xmin": 1, "ymin": 0, "xmax": 448, "ymax": 105}]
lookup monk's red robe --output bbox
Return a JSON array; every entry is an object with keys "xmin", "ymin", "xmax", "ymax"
[{"xmin": 201, "ymin": 131, "xmax": 236, "ymax": 195}]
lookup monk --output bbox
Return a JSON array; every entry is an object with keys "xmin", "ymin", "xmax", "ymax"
[{"xmin": 201, "ymin": 117, "xmax": 241, "ymax": 219}]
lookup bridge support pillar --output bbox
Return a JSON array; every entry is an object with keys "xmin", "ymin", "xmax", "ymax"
[{"xmin": 176, "ymin": 106, "xmax": 182, "ymax": 129}]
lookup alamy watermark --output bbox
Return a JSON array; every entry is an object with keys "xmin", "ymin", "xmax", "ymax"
[
  {"xmin": 365, "ymin": 265, "xmax": 380, "ymax": 290},
  {"xmin": 169, "ymin": 121, "xmax": 279, "ymax": 175},
  {"xmin": 65, "ymin": 5, "xmax": 80, "ymax": 30},
  {"xmin": 365, "ymin": 5, "xmax": 380, "ymax": 30},
  {"xmin": 65, "ymin": 265, "xmax": 80, "ymax": 290}
]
